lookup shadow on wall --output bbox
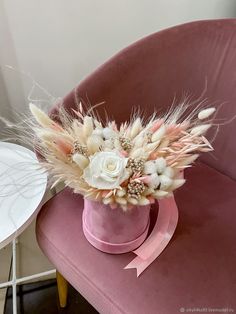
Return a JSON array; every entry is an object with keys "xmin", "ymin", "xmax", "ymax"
[
  {"xmin": 0, "ymin": 70, "xmax": 12, "ymax": 138},
  {"xmin": 0, "ymin": 0, "xmax": 28, "ymax": 138},
  {"xmin": 230, "ymin": 2, "xmax": 236, "ymax": 16}
]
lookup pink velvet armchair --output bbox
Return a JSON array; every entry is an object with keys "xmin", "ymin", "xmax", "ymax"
[{"xmin": 36, "ymin": 19, "xmax": 236, "ymax": 314}]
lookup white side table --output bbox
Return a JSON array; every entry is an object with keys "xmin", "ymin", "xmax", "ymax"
[{"xmin": 0, "ymin": 142, "xmax": 55, "ymax": 314}]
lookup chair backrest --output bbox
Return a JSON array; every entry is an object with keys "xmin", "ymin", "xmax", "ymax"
[{"xmin": 51, "ymin": 19, "xmax": 236, "ymax": 180}]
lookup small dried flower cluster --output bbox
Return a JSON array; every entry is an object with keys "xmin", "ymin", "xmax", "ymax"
[
  {"xmin": 119, "ymin": 137, "xmax": 133, "ymax": 151},
  {"xmin": 127, "ymin": 180, "xmax": 145, "ymax": 199},
  {"xmin": 73, "ymin": 141, "xmax": 88, "ymax": 156},
  {"xmin": 29, "ymin": 101, "xmax": 216, "ymax": 210},
  {"xmin": 127, "ymin": 158, "xmax": 145, "ymax": 174}
]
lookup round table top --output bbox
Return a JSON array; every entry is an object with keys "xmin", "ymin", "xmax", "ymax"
[{"xmin": 0, "ymin": 142, "xmax": 47, "ymax": 249}]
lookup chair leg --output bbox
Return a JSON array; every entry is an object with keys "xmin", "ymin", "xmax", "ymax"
[{"xmin": 56, "ymin": 271, "xmax": 68, "ymax": 308}]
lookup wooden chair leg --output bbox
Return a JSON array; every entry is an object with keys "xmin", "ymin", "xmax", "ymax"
[{"xmin": 56, "ymin": 271, "xmax": 68, "ymax": 308}]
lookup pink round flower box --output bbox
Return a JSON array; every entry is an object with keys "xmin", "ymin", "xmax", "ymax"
[{"xmin": 82, "ymin": 199, "xmax": 151, "ymax": 254}]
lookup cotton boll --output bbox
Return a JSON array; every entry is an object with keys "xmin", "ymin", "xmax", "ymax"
[
  {"xmin": 87, "ymin": 135, "xmax": 104, "ymax": 154},
  {"xmin": 103, "ymin": 139, "xmax": 114, "ymax": 150},
  {"xmin": 198, "ymin": 107, "xmax": 216, "ymax": 120},
  {"xmin": 113, "ymin": 138, "xmax": 121, "ymax": 150},
  {"xmin": 92, "ymin": 128, "xmax": 103, "ymax": 137},
  {"xmin": 159, "ymin": 175, "xmax": 173, "ymax": 190},
  {"xmin": 151, "ymin": 124, "xmax": 166, "ymax": 142},
  {"xmin": 163, "ymin": 166, "xmax": 174, "ymax": 178},
  {"xmin": 148, "ymin": 173, "xmax": 160, "ymax": 189},
  {"xmin": 103, "ymin": 127, "xmax": 116, "ymax": 140},
  {"xmin": 190, "ymin": 124, "xmax": 211, "ymax": 136},
  {"xmin": 144, "ymin": 160, "xmax": 157, "ymax": 174},
  {"xmin": 72, "ymin": 153, "xmax": 89, "ymax": 169},
  {"xmin": 155, "ymin": 158, "xmax": 166, "ymax": 174}
]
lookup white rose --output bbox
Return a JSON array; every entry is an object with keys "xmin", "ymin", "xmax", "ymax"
[{"xmin": 83, "ymin": 151, "xmax": 129, "ymax": 189}]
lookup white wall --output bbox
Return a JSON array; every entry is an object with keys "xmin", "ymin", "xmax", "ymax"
[{"xmin": 1, "ymin": 0, "xmax": 236, "ymax": 119}]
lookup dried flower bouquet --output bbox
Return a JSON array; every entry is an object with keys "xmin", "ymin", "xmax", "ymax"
[{"xmin": 29, "ymin": 102, "xmax": 216, "ymax": 210}]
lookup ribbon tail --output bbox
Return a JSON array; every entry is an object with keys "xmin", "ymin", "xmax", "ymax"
[
  {"xmin": 124, "ymin": 256, "xmax": 151, "ymax": 277},
  {"xmin": 124, "ymin": 195, "xmax": 179, "ymax": 277}
]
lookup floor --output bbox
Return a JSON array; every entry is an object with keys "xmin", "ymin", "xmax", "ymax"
[
  {"xmin": 4, "ymin": 279, "xmax": 98, "ymax": 314},
  {"xmin": 0, "ymin": 183, "xmax": 99, "ymax": 314},
  {"xmin": 0, "ymin": 224, "xmax": 56, "ymax": 314},
  {"xmin": 0, "ymin": 181, "xmax": 99, "ymax": 313}
]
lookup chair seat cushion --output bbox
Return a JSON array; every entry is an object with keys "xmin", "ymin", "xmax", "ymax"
[{"xmin": 36, "ymin": 162, "xmax": 236, "ymax": 314}]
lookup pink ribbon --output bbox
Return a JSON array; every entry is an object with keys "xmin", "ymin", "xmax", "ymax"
[{"xmin": 124, "ymin": 195, "xmax": 179, "ymax": 277}]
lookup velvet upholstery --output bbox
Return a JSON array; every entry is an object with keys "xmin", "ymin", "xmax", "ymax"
[
  {"xmin": 51, "ymin": 19, "xmax": 236, "ymax": 179},
  {"xmin": 37, "ymin": 163, "xmax": 236, "ymax": 313},
  {"xmin": 37, "ymin": 20, "xmax": 236, "ymax": 313}
]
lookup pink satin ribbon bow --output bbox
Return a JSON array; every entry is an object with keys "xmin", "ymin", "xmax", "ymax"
[{"xmin": 124, "ymin": 195, "xmax": 179, "ymax": 277}]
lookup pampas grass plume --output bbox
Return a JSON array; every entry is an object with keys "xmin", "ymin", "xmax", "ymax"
[
  {"xmin": 54, "ymin": 138, "xmax": 73, "ymax": 155},
  {"xmin": 115, "ymin": 197, "xmax": 127, "ymax": 205},
  {"xmin": 117, "ymin": 188, "xmax": 126, "ymax": 197},
  {"xmin": 133, "ymin": 135, "xmax": 145, "ymax": 148},
  {"xmin": 153, "ymin": 190, "xmax": 169, "ymax": 198},
  {"xmin": 127, "ymin": 197, "xmax": 138, "ymax": 205},
  {"xmin": 169, "ymin": 178, "xmax": 186, "ymax": 190},
  {"xmin": 87, "ymin": 135, "xmax": 104, "ymax": 154},
  {"xmin": 177, "ymin": 154, "xmax": 199, "ymax": 167},
  {"xmin": 190, "ymin": 124, "xmax": 211, "ymax": 135},
  {"xmin": 72, "ymin": 153, "xmax": 89, "ymax": 169},
  {"xmin": 103, "ymin": 197, "xmax": 114, "ymax": 205},
  {"xmin": 130, "ymin": 118, "xmax": 142, "ymax": 138},
  {"xmin": 29, "ymin": 103, "xmax": 56, "ymax": 129},
  {"xmin": 198, "ymin": 107, "xmax": 216, "ymax": 120},
  {"xmin": 151, "ymin": 124, "xmax": 166, "ymax": 142},
  {"xmin": 130, "ymin": 147, "xmax": 146, "ymax": 158},
  {"xmin": 139, "ymin": 196, "xmax": 150, "ymax": 206},
  {"xmin": 83, "ymin": 116, "xmax": 93, "ymax": 137},
  {"xmin": 151, "ymin": 119, "xmax": 163, "ymax": 132}
]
